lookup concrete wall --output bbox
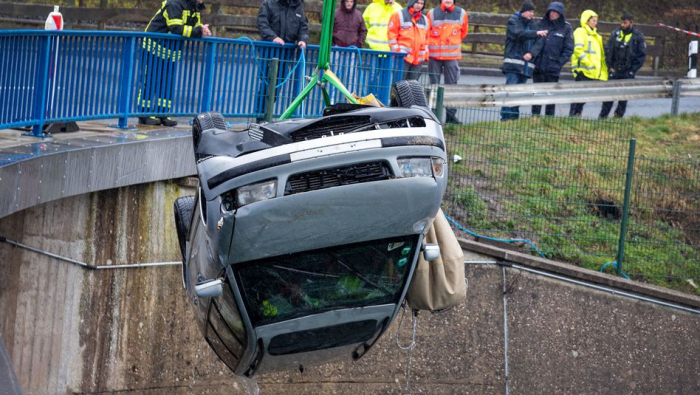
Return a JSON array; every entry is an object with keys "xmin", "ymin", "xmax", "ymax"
[{"xmin": 0, "ymin": 181, "xmax": 698, "ymax": 394}]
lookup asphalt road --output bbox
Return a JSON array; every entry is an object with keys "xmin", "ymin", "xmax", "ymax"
[{"xmin": 452, "ymin": 74, "xmax": 700, "ymax": 119}]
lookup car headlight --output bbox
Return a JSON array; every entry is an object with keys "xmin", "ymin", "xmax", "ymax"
[
  {"xmin": 222, "ymin": 179, "xmax": 277, "ymax": 211},
  {"xmin": 397, "ymin": 157, "xmax": 444, "ymax": 178}
]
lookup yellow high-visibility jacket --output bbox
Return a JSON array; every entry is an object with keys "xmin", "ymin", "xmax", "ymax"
[
  {"xmin": 363, "ymin": 0, "xmax": 403, "ymax": 51},
  {"xmin": 571, "ymin": 9, "xmax": 608, "ymax": 80}
]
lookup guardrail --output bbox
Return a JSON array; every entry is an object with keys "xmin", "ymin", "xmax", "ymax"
[
  {"xmin": 440, "ymin": 78, "xmax": 700, "ymax": 111},
  {"xmin": 0, "ymin": 30, "xmax": 406, "ymax": 137}
]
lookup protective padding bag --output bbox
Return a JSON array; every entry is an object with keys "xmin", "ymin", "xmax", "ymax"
[{"xmin": 406, "ymin": 209, "xmax": 466, "ymax": 311}]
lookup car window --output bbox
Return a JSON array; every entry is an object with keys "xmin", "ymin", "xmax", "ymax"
[
  {"xmin": 236, "ymin": 235, "xmax": 418, "ymax": 326},
  {"xmin": 206, "ymin": 277, "xmax": 247, "ymax": 371}
]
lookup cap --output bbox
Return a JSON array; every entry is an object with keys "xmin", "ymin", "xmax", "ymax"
[{"xmin": 521, "ymin": 0, "xmax": 535, "ymax": 13}]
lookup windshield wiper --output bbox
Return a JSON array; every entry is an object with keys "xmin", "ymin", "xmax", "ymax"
[
  {"xmin": 329, "ymin": 253, "xmax": 393, "ymax": 295},
  {"xmin": 271, "ymin": 264, "xmax": 340, "ymax": 278}
]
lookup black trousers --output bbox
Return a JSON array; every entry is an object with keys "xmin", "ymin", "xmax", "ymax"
[
  {"xmin": 531, "ymin": 71, "xmax": 560, "ymax": 116},
  {"xmin": 138, "ymin": 40, "xmax": 181, "ymax": 115},
  {"xmin": 569, "ymin": 73, "xmax": 594, "ymax": 117},
  {"xmin": 600, "ymin": 72, "xmax": 633, "ymax": 118}
]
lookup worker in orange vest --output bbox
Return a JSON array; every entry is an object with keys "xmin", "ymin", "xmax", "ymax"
[
  {"xmin": 427, "ymin": 0, "xmax": 468, "ymax": 124},
  {"xmin": 388, "ymin": 0, "xmax": 430, "ymax": 81}
]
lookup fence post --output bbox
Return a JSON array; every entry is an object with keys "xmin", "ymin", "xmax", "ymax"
[
  {"xmin": 31, "ymin": 35, "xmax": 52, "ymax": 137},
  {"xmin": 688, "ymin": 41, "xmax": 698, "ymax": 78},
  {"xmin": 200, "ymin": 41, "xmax": 217, "ymax": 113},
  {"xmin": 436, "ymin": 86, "xmax": 444, "ymax": 122},
  {"xmin": 670, "ymin": 80, "xmax": 682, "ymax": 115},
  {"xmin": 616, "ymin": 138, "xmax": 636, "ymax": 275},
  {"xmin": 118, "ymin": 36, "xmax": 136, "ymax": 129},
  {"xmin": 265, "ymin": 58, "xmax": 279, "ymax": 122}
]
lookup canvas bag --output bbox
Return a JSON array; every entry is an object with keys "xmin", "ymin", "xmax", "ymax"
[{"xmin": 406, "ymin": 209, "xmax": 466, "ymax": 311}]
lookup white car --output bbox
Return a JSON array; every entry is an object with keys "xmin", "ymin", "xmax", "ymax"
[{"xmin": 174, "ymin": 84, "xmax": 448, "ymax": 377}]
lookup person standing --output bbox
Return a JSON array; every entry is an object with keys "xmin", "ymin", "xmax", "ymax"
[
  {"xmin": 333, "ymin": 0, "xmax": 367, "ymax": 48},
  {"xmin": 500, "ymin": 0, "xmax": 548, "ymax": 121},
  {"xmin": 569, "ymin": 9, "xmax": 608, "ymax": 117},
  {"xmin": 256, "ymin": 0, "xmax": 309, "ymax": 121},
  {"xmin": 426, "ymin": 0, "xmax": 468, "ymax": 124},
  {"xmin": 139, "ymin": 0, "xmax": 212, "ymax": 127},
  {"xmin": 363, "ymin": 0, "xmax": 403, "ymax": 51},
  {"xmin": 529, "ymin": 2, "xmax": 573, "ymax": 117},
  {"xmin": 599, "ymin": 13, "xmax": 646, "ymax": 118},
  {"xmin": 388, "ymin": 0, "xmax": 430, "ymax": 81}
]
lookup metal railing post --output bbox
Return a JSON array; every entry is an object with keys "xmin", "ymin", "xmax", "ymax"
[
  {"xmin": 118, "ymin": 36, "xmax": 136, "ymax": 129},
  {"xmin": 436, "ymin": 86, "xmax": 445, "ymax": 122},
  {"xmin": 616, "ymin": 138, "xmax": 636, "ymax": 275},
  {"xmin": 31, "ymin": 35, "xmax": 52, "ymax": 137},
  {"xmin": 200, "ymin": 41, "xmax": 217, "ymax": 113},
  {"xmin": 670, "ymin": 80, "xmax": 682, "ymax": 116},
  {"xmin": 265, "ymin": 58, "xmax": 279, "ymax": 122}
]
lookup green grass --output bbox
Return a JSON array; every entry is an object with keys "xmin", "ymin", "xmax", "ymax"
[{"xmin": 443, "ymin": 111, "xmax": 700, "ymax": 295}]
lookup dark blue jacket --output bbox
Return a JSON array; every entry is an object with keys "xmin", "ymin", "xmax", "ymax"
[
  {"xmin": 530, "ymin": 2, "xmax": 574, "ymax": 76},
  {"xmin": 501, "ymin": 12, "xmax": 539, "ymax": 77},
  {"xmin": 605, "ymin": 27, "xmax": 646, "ymax": 76}
]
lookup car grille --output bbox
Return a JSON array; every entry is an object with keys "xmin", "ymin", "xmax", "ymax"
[
  {"xmin": 290, "ymin": 116, "xmax": 373, "ymax": 142},
  {"xmin": 284, "ymin": 162, "xmax": 392, "ymax": 195}
]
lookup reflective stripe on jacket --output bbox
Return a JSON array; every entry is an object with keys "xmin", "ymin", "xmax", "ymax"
[
  {"xmin": 387, "ymin": 9, "xmax": 429, "ymax": 65},
  {"xmin": 427, "ymin": 6, "xmax": 468, "ymax": 60},
  {"xmin": 146, "ymin": 0, "xmax": 203, "ymax": 38},
  {"xmin": 363, "ymin": 0, "xmax": 403, "ymax": 51},
  {"xmin": 571, "ymin": 10, "xmax": 608, "ymax": 80}
]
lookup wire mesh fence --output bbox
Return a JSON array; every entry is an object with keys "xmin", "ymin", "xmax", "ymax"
[{"xmin": 442, "ymin": 108, "xmax": 699, "ymax": 293}]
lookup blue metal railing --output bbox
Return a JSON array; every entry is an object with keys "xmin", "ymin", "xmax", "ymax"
[{"xmin": 0, "ymin": 30, "xmax": 407, "ymax": 137}]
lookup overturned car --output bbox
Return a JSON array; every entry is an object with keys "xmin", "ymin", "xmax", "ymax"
[{"xmin": 174, "ymin": 88, "xmax": 448, "ymax": 377}]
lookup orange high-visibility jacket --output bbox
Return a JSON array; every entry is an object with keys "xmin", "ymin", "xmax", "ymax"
[
  {"xmin": 427, "ymin": 5, "xmax": 468, "ymax": 60},
  {"xmin": 388, "ymin": 9, "xmax": 430, "ymax": 65}
]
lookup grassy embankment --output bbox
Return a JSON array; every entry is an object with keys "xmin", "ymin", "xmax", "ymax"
[{"xmin": 444, "ymin": 112, "xmax": 699, "ymax": 294}]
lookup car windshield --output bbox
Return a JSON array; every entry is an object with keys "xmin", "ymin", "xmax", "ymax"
[{"xmin": 236, "ymin": 235, "xmax": 419, "ymax": 326}]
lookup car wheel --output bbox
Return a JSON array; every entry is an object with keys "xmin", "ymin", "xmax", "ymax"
[
  {"xmin": 192, "ymin": 112, "xmax": 227, "ymax": 152},
  {"xmin": 174, "ymin": 195, "xmax": 195, "ymax": 289},
  {"xmin": 390, "ymin": 80, "xmax": 428, "ymax": 108}
]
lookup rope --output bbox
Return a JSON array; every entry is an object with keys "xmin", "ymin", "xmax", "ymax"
[
  {"xmin": 216, "ymin": 37, "xmax": 306, "ymax": 106},
  {"xmin": 656, "ymin": 23, "xmax": 700, "ymax": 38},
  {"xmin": 443, "ymin": 213, "xmax": 547, "ymax": 259},
  {"xmin": 600, "ymin": 261, "xmax": 631, "ymax": 280}
]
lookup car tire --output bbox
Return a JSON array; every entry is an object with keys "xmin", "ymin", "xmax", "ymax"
[
  {"xmin": 390, "ymin": 80, "xmax": 428, "ymax": 108},
  {"xmin": 174, "ymin": 195, "xmax": 195, "ymax": 267},
  {"xmin": 192, "ymin": 112, "xmax": 227, "ymax": 152}
]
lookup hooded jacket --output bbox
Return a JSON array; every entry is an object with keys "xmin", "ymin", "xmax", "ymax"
[
  {"xmin": 257, "ymin": 0, "xmax": 309, "ymax": 44},
  {"xmin": 571, "ymin": 9, "xmax": 607, "ymax": 80},
  {"xmin": 530, "ymin": 2, "xmax": 574, "ymax": 76},
  {"xmin": 501, "ymin": 11, "xmax": 539, "ymax": 77},
  {"xmin": 145, "ymin": 0, "xmax": 205, "ymax": 38},
  {"xmin": 333, "ymin": 0, "xmax": 367, "ymax": 47},
  {"xmin": 387, "ymin": 0, "xmax": 430, "ymax": 65},
  {"xmin": 363, "ymin": 0, "xmax": 403, "ymax": 51}
]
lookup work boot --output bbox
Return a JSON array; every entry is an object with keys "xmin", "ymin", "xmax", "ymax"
[
  {"xmin": 138, "ymin": 116, "xmax": 161, "ymax": 126},
  {"xmin": 160, "ymin": 117, "xmax": 178, "ymax": 127}
]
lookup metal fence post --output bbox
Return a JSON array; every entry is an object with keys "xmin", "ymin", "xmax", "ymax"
[
  {"xmin": 118, "ymin": 36, "xmax": 136, "ymax": 129},
  {"xmin": 265, "ymin": 58, "xmax": 279, "ymax": 122},
  {"xmin": 670, "ymin": 80, "xmax": 682, "ymax": 116},
  {"xmin": 436, "ymin": 86, "xmax": 445, "ymax": 122},
  {"xmin": 200, "ymin": 41, "xmax": 217, "ymax": 113},
  {"xmin": 31, "ymin": 35, "xmax": 52, "ymax": 137},
  {"xmin": 616, "ymin": 138, "xmax": 636, "ymax": 275}
]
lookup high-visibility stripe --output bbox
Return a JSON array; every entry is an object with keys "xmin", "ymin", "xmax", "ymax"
[
  {"xmin": 399, "ymin": 45, "xmax": 412, "ymax": 53},
  {"xmin": 183, "ymin": 25, "xmax": 192, "ymax": 37},
  {"xmin": 367, "ymin": 38, "xmax": 390, "ymax": 45},
  {"xmin": 167, "ymin": 19, "xmax": 183, "ymax": 26},
  {"xmin": 370, "ymin": 23, "xmax": 388, "ymax": 27}
]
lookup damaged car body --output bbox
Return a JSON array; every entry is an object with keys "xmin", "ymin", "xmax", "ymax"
[{"xmin": 174, "ymin": 103, "xmax": 448, "ymax": 377}]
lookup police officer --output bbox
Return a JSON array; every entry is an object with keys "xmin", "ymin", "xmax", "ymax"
[
  {"xmin": 139, "ymin": 0, "xmax": 211, "ymax": 127},
  {"xmin": 388, "ymin": 0, "xmax": 430, "ymax": 81},
  {"xmin": 569, "ymin": 9, "xmax": 607, "ymax": 117},
  {"xmin": 427, "ymin": 0, "xmax": 468, "ymax": 124},
  {"xmin": 363, "ymin": 0, "xmax": 403, "ymax": 51},
  {"xmin": 599, "ymin": 13, "xmax": 646, "ymax": 118}
]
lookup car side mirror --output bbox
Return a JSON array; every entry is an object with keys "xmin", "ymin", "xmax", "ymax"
[
  {"xmin": 422, "ymin": 243, "xmax": 440, "ymax": 261},
  {"xmin": 195, "ymin": 278, "xmax": 224, "ymax": 298}
]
